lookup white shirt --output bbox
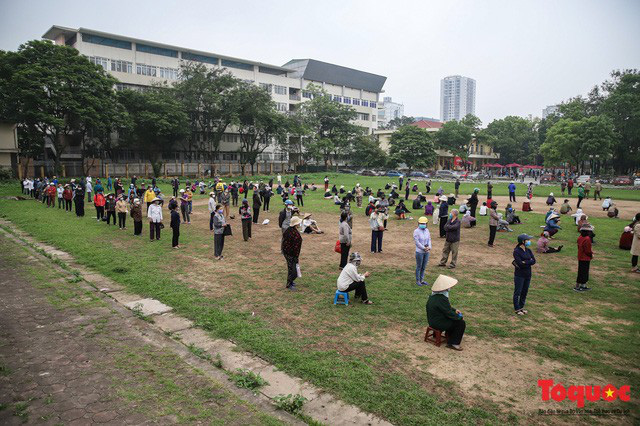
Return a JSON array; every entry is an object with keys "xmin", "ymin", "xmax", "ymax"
[
  {"xmin": 277, "ymin": 175, "xmax": 282, "ymax": 183},
  {"xmin": 57, "ymin": 187, "xmax": 64, "ymax": 197},
  {"xmin": 479, "ymin": 205, "xmax": 487, "ymax": 216},
  {"xmin": 148, "ymin": 204, "xmax": 163, "ymax": 222},
  {"xmin": 208, "ymin": 197, "xmax": 216, "ymax": 213},
  {"xmin": 337, "ymin": 263, "xmax": 365, "ymax": 291},
  {"xmin": 86, "ymin": 182, "xmax": 92, "ymax": 192}
]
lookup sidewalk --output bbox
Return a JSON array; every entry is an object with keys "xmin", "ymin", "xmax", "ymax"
[{"xmin": 0, "ymin": 233, "xmax": 293, "ymax": 425}]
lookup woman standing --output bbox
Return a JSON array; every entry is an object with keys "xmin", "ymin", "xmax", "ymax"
[
  {"xmin": 438, "ymin": 195, "xmax": 449, "ymax": 238},
  {"xmin": 239, "ymin": 199, "xmax": 252, "ymax": 241},
  {"xmin": 105, "ymin": 194, "xmax": 116, "ymax": 226},
  {"xmin": 148, "ymin": 198, "xmax": 163, "ymax": 241},
  {"xmin": 338, "ymin": 211, "xmax": 352, "ymax": 269},
  {"xmin": 130, "ymin": 198, "xmax": 143, "ymax": 236},
  {"xmin": 252, "ymin": 189, "xmax": 262, "ymax": 224},
  {"xmin": 282, "ymin": 216, "xmax": 303, "ymax": 290},
  {"xmin": 488, "ymin": 201, "xmax": 499, "ymax": 247},
  {"xmin": 213, "ymin": 204, "xmax": 226, "ymax": 260},
  {"xmin": 629, "ymin": 213, "xmax": 640, "ymax": 273},
  {"xmin": 74, "ymin": 184, "xmax": 85, "ymax": 217},
  {"xmin": 414, "ymin": 217, "xmax": 432, "ymax": 286},
  {"xmin": 94, "ymin": 191, "xmax": 106, "ymax": 221},
  {"xmin": 169, "ymin": 203, "xmax": 180, "ymax": 249},
  {"xmin": 116, "ymin": 195, "xmax": 128, "ymax": 230},
  {"xmin": 513, "ymin": 234, "xmax": 536, "ymax": 315},
  {"xmin": 575, "ymin": 224, "xmax": 594, "ymax": 292}
]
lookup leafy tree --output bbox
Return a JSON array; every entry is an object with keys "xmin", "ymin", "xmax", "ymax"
[
  {"xmin": 232, "ymin": 82, "xmax": 289, "ymax": 175},
  {"xmin": 350, "ymin": 135, "xmax": 388, "ymax": 168},
  {"xmin": 173, "ymin": 62, "xmax": 241, "ymax": 168},
  {"xmin": 117, "ymin": 88, "xmax": 189, "ymax": 177},
  {"xmin": 383, "ymin": 115, "xmax": 415, "ymax": 130},
  {"xmin": 0, "ymin": 40, "xmax": 121, "ymax": 174},
  {"xmin": 388, "ymin": 125, "xmax": 436, "ymax": 172},
  {"xmin": 483, "ymin": 116, "xmax": 538, "ymax": 164},
  {"xmin": 435, "ymin": 120, "xmax": 472, "ymax": 159}
]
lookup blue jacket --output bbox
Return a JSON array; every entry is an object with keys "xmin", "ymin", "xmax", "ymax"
[
  {"xmin": 544, "ymin": 219, "xmax": 561, "ymax": 231},
  {"xmin": 438, "ymin": 202, "xmax": 449, "ymax": 218},
  {"xmin": 513, "ymin": 246, "xmax": 536, "ymax": 278},
  {"xmin": 508, "ymin": 183, "xmax": 516, "ymax": 193}
]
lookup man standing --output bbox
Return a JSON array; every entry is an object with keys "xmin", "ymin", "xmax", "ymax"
[
  {"xmin": 584, "ymin": 180, "xmax": 591, "ymax": 199},
  {"xmin": 488, "ymin": 201, "xmax": 499, "ymax": 247},
  {"xmin": 577, "ymin": 184, "xmax": 585, "ymax": 208},
  {"xmin": 487, "ymin": 181, "xmax": 493, "ymax": 199},
  {"xmin": 593, "ymin": 180, "xmax": 602, "ymax": 200},
  {"xmin": 567, "ymin": 178, "xmax": 574, "ymax": 195},
  {"xmin": 454, "ymin": 178, "xmax": 460, "ymax": 197},
  {"xmin": 508, "ymin": 181, "xmax": 517, "ymax": 202},
  {"xmin": 399, "ymin": 175, "xmax": 404, "ymax": 191},
  {"xmin": 438, "ymin": 209, "xmax": 460, "ymax": 269},
  {"xmin": 172, "ymin": 177, "xmax": 179, "ymax": 197}
]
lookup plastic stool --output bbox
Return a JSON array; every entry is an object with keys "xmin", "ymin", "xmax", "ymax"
[
  {"xmin": 334, "ymin": 290, "xmax": 349, "ymax": 305},
  {"xmin": 424, "ymin": 326, "xmax": 447, "ymax": 347}
]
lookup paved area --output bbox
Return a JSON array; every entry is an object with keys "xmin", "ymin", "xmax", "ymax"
[{"xmin": 0, "ymin": 234, "xmax": 287, "ymax": 425}]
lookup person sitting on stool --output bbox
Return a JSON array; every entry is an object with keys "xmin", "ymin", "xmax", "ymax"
[
  {"xmin": 336, "ymin": 252, "xmax": 373, "ymax": 305},
  {"xmin": 426, "ymin": 274, "xmax": 466, "ymax": 351}
]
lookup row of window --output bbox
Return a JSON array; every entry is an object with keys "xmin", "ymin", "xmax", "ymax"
[
  {"xmin": 332, "ymin": 94, "xmax": 376, "ymax": 108},
  {"xmin": 89, "ymin": 56, "xmax": 179, "ymax": 80}
]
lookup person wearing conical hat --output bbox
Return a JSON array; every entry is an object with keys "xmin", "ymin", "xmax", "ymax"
[{"xmin": 426, "ymin": 275, "xmax": 465, "ymax": 351}]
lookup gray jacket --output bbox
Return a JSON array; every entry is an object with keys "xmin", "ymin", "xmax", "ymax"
[
  {"xmin": 213, "ymin": 212, "xmax": 226, "ymax": 235},
  {"xmin": 339, "ymin": 221, "xmax": 352, "ymax": 245},
  {"xmin": 489, "ymin": 209, "xmax": 500, "ymax": 226}
]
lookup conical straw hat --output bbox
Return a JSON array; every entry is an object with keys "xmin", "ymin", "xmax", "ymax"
[{"xmin": 432, "ymin": 275, "xmax": 458, "ymax": 292}]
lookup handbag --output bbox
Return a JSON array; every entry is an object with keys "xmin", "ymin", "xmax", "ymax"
[
  {"xmin": 334, "ymin": 240, "xmax": 342, "ymax": 253},
  {"xmin": 223, "ymin": 223, "xmax": 232, "ymax": 236},
  {"xmin": 378, "ymin": 226, "xmax": 384, "ymax": 231}
]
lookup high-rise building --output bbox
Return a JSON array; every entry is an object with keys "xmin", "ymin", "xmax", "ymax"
[
  {"xmin": 376, "ymin": 97, "xmax": 404, "ymax": 128},
  {"xmin": 542, "ymin": 105, "xmax": 559, "ymax": 119},
  {"xmin": 440, "ymin": 75, "xmax": 476, "ymax": 122}
]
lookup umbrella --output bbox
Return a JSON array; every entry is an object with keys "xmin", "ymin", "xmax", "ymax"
[{"xmin": 504, "ymin": 163, "xmax": 521, "ymax": 168}]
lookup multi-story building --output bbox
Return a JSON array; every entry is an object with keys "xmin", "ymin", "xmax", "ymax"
[
  {"xmin": 376, "ymin": 97, "xmax": 404, "ymax": 129},
  {"xmin": 41, "ymin": 26, "xmax": 386, "ymax": 173},
  {"xmin": 0, "ymin": 122, "xmax": 19, "ymax": 177},
  {"xmin": 542, "ymin": 105, "xmax": 559, "ymax": 119},
  {"xmin": 440, "ymin": 75, "xmax": 476, "ymax": 122}
]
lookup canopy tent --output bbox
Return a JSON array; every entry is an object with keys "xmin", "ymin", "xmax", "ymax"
[
  {"xmin": 483, "ymin": 163, "xmax": 503, "ymax": 168},
  {"xmin": 522, "ymin": 165, "xmax": 543, "ymax": 169},
  {"xmin": 504, "ymin": 163, "xmax": 522, "ymax": 168}
]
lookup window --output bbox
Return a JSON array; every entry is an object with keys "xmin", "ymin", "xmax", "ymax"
[
  {"xmin": 136, "ymin": 63, "xmax": 157, "ymax": 77},
  {"xmin": 358, "ymin": 113, "xmax": 369, "ymax": 121},
  {"xmin": 182, "ymin": 51, "xmax": 218, "ymax": 65},
  {"xmin": 362, "ymin": 100, "xmax": 369, "ymax": 107},
  {"xmin": 136, "ymin": 43, "xmax": 178, "ymax": 58},
  {"xmin": 372, "ymin": 115, "xmax": 376, "ymax": 121},
  {"xmin": 222, "ymin": 134, "xmax": 239, "ymax": 143},
  {"xmin": 88, "ymin": 56, "xmax": 109, "ymax": 71},
  {"xmin": 159, "ymin": 67, "xmax": 178, "ymax": 80},
  {"xmin": 259, "ymin": 83, "xmax": 273, "ymax": 93},
  {"xmin": 258, "ymin": 66, "xmax": 286, "ymax": 76},
  {"xmin": 221, "ymin": 59, "xmax": 254, "ymax": 71},
  {"xmin": 352, "ymin": 99, "xmax": 361, "ymax": 106},
  {"xmin": 333, "ymin": 95, "xmax": 342, "ymax": 102},
  {"xmin": 276, "ymin": 102, "xmax": 288, "ymax": 112},
  {"xmin": 343, "ymin": 97, "xmax": 351, "ymax": 104},
  {"xmin": 81, "ymin": 33, "xmax": 131, "ymax": 50},
  {"xmin": 274, "ymin": 85, "xmax": 287, "ymax": 95},
  {"xmin": 222, "ymin": 152, "xmax": 238, "ymax": 161},
  {"xmin": 302, "ymin": 91, "xmax": 313, "ymax": 99},
  {"xmin": 111, "ymin": 59, "xmax": 132, "ymax": 73},
  {"xmin": 370, "ymin": 101, "xmax": 377, "ymax": 108}
]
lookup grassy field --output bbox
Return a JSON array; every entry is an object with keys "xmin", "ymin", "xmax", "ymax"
[{"xmin": 1, "ymin": 174, "xmax": 639, "ymax": 425}]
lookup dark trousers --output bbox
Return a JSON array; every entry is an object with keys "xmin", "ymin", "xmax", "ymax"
[
  {"xmin": 339, "ymin": 243, "xmax": 350, "ymax": 268},
  {"xmin": 150, "ymin": 222, "xmax": 161, "ymax": 240},
  {"xmin": 577, "ymin": 196, "xmax": 584, "ymax": 208},
  {"xmin": 181, "ymin": 204, "xmax": 190, "ymax": 223},
  {"xmin": 545, "ymin": 247, "xmax": 561, "ymax": 253},
  {"xmin": 344, "ymin": 280, "xmax": 368, "ymax": 301},
  {"xmin": 488, "ymin": 225, "xmax": 497, "ymax": 245},
  {"xmin": 118, "ymin": 212, "xmax": 126, "ymax": 228},
  {"xmin": 370, "ymin": 230, "xmax": 383, "ymax": 253},
  {"xmin": 58, "ymin": 198, "xmax": 63, "ymax": 208},
  {"xmin": 134, "ymin": 220, "xmax": 142, "ymax": 235},
  {"xmin": 65, "ymin": 199, "xmax": 72, "ymax": 211},
  {"xmin": 232, "ymin": 195, "xmax": 238, "ymax": 206},
  {"xmin": 263, "ymin": 197, "xmax": 270, "ymax": 211},
  {"xmin": 214, "ymin": 234, "xmax": 225, "ymax": 257},
  {"xmin": 593, "ymin": 190, "xmax": 601, "ymax": 200},
  {"xmin": 252, "ymin": 207, "xmax": 260, "ymax": 224},
  {"xmin": 284, "ymin": 254, "xmax": 298, "ymax": 287},
  {"xmin": 106, "ymin": 210, "xmax": 116, "ymax": 225},
  {"xmin": 296, "ymin": 195, "xmax": 303, "ymax": 206},
  {"xmin": 509, "ymin": 192, "xmax": 516, "ymax": 202},
  {"xmin": 513, "ymin": 275, "xmax": 531, "ymax": 311},
  {"xmin": 172, "ymin": 227, "xmax": 179, "ymax": 247},
  {"xmin": 439, "ymin": 217, "xmax": 447, "ymax": 238},
  {"xmin": 577, "ymin": 260, "xmax": 590, "ymax": 284},
  {"xmin": 210, "ymin": 212, "xmax": 215, "ymax": 230},
  {"xmin": 632, "ymin": 255, "xmax": 638, "ymax": 268},
  {"xmin": 445, "ymin": 320, "xmax": 466, "ymax": 346},
  {"xmin": 96, "ymin": 206, "xmax": 104, "ymax": 220},
  {"xmin": 87, "ymin": 191, "xmax": 92, "ymax": 202},
  {"xmin": 469, "ymin": 206, "xmax": 476, "ymax": 220},
  {"xmin": 242, "ymin": 218, "xmax": 252, "ymax": 241},
  {"xmin": 173, "ymin": 188, "xmax": 178, "ymax": 197},
  {"xmin": 75, "ymin": 200, "xmax": 84, "ymax": 217},
  {"xmin": 568, "ymin": 187, "xmax": 572, "ymax": 195}
]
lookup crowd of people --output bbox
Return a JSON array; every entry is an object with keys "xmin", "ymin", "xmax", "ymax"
[{"xmin": 18, "ymin": 173, "xmax": 640, "ymax": 351}]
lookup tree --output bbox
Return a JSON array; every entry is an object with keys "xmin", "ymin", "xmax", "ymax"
[
  {"xmin": 173, "ymin": 62, "xmax": 241, "ymax": 169},
  {"xmin": 117, "ymin": 88, "xmax": 189, "ymax": 177},
  {"xmin": 435, "ymin": 120, "xmax": 472, "ymax": 159},
  {"xmin": 233, "ymin": 82, "xmax": 289, "ymax": 175},
  {"xmin": 350, "ymin": 135, "xmax": 388, "ymax": 168},
  {"xmin": 383, "ymin": 115, "xmax": 415, "ymax": 130},
  {"xmin": 388, "ymin": 125, "xmax": 436, "ymax": 172},
  {"xmin": 483, "ymin": 116, "xmax": 538, "ymax": 164},
  {"xmin": 0, "ymin": 40, "xmax": 122, "ymax": 174},
  {"xmin": 297, "ymin": 85, "xmax": 362, "ymax": 170}
]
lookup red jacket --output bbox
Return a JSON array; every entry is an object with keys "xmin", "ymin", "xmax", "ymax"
[
  {"xmin": 46, "ymin": 186, "xmax": 56, "ymax": 197},
  {"xmin": 94, "ymin": 193, "xmax": 106, "ymax": 207},
  {"xmin": 577, "ymin": 235, "xmax": 593, "ymax": 261},
  {"xmin": 63, "ymin": 188, "xmax": 73, "ymax": 200}
]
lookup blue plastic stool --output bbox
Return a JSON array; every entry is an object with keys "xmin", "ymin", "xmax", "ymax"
[{"xmin": 334, "ymin": 290, "xmax": 349, "ymax": 305}]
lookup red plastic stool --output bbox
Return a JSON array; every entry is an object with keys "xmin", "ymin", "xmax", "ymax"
[{"xmin": 424, "ymin": 327, "xmax": 447, "ymax": 347}]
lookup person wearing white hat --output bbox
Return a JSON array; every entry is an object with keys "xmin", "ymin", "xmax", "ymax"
[
  {"xmin": 336, "ymin": 252, "xmax": 373, "ymax": 304},
  {"xmin": 414, "ymin": 217, "xmax": 432, "ymax": 286},
  {"xmin": 282, "ymin": 215, "xmax": 303, "ymax": 290},
  {"xmin": 148, "ymin": 198, "xmax": 163, "ymax": 241},
  {"xmin": 546, "ymin": 192, "xmax": 557, "ymax": 206},
  {"xmin": 426, "ymin": 275, "xmax": 466, "ymax": 351},
  {"xmin": 178, "ymin": 189, "xmax": 190, "ymax": 225},
  {"xmin": 369, "ymin": 204, "xmax": 388, "ymax": 253},
  {"xmin": 355, "ymin": 183, "xmax": 363, "ymax": 208},
  {"xmin": 544, "ymin": 213, "xmax": 561, "ymax": 237}
]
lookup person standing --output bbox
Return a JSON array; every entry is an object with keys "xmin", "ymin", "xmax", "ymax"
[
  {"xmin": 282, "ymin": 216, "xmax": 303, "ymax": 290},
  {"xmin": 487, "ymin": 181, "xmax": 493, "ymax": 199},
  {"xmin": 86, "ymin": 180, "xmax": 93, "ymax": 203},
  {"xmin": 116, "ymin": 195, "xmax": 128, "ymax": 230},
  {"xmin": 369, "ymin": 204, "xmax": 387, "ymax": 253},
  {"xmin": 239, "ymin": 199, "xmax": 252, "ymax": 241},
  {"xmin": 213, "ymin": 204, "xmax": 226, "ymax": 260},
  {"xmin": 56, "ymin": 184, "xmax": 64, "ymax": 209},
  {"xmin": 144, "ymin": 186, "xmax": 156, "ymax": 214},
  {"xmin": 405, "ymin": 182, "xmax": 410, "ymax": 200},
  {"xmin": 338, "ymin": 211, "xmax": 352, "ymax": 269},
  {"xmin": 414, "ymin": 217, "xmax": 432, "ymax": 286},
  {"xmin": 629, "ymin": 213, "xmax": 640, "ymax": 273},
  {"xmin": 179, "ymin": 190, "xmax": 190, "ymax": 224},
  {"xmin": 252, "ymin": 189, "xmax": 262, "ymax": 224},
  {"xmin": 577, "ymin": 184, "xmax": 585, "ymax": 208},
  {"xmin": 488, "ymin": 201, "xmax": 499, "ymax": 247},
  {"xmin": 438, "ymin": 195, "xmax": 449, "ymax": 238},
  {"xmin": 399, "ymin": 175, "xmax": 404, "ymax": 191},
  {"xmin": 584, "ymin": 180, "xmax": 591, "ymax": 198},
  {"xmin": 170, "ymin": 202, "xmax": 181, "ymax": 249},
  {"xmin": 593, "ymin": 180, "xmax": 602, "ymax": 200},
  {"xmin": 263, "ymin": 186, "xmax": 272, "ymax": 211},
  {"xmin": 295, "ymin": 185, "xmax": 304, "ymax": 207},
  {"xmin": 130, "ymin": 198, "xmax": 143, "ymax": 236},
  {"xmin": 104, "ymin": 194, "xmax": 116, "ymax": 225},
  {"xmin": 205, "ymin": 191, "xmax": 215, "ymax": 230},
  {"xmin": 74, "ymin": 184, "xmax": 85, "ymax": 217},
  {"xmin": 561, "ymin": 180, "xmax": 567, "ymax": 196},
  {"xmin": 575, "ymin": 224, "xmax": 594, "ymax": 292},
  {"xmin": 513, "ymin": 234, "xmax": 536, "ymax": 315},
  {"xmin": 468, "ymin": 189, "xmax": 479, "ymax": 223},
  {"xmin": 279, "ymin": 199, "xmax": 295, "ymax": 233},
  {"xmin": 324, "ymin": 176, "xmax": 329, "ymax": 192},
  {"xmin": 454, "ymin": 178, "xmax": 460, "ymax": 197},
  {"xmin": 148, "ymin": 198, "xmax": 163, "ymax": 241},
  {"xmin": 63, "ymin": 184, "xmax": 73, "ymax": 212},
  {"xmin": 508, "ymin": 181, "xmax": 517, "ymax": 202},
  {"xmin": 230, "ymin": 182, "xmax": 239, "ymax": 207},
  {"xmin": 438, "ymin": 209, "xmax": 460, "ymax": 269},
  {"xmin": 567, "ymin": 178, "xmax": 574, "ymax": 195},
  {"xmin": 220, "ymin": 188, "xmax": 231, "ymax": 219},
  {"xmin": 172, "ymin": 177, "xmax": 179, "ymax": 197}
]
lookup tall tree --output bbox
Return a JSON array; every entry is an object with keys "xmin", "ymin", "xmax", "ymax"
[
  {"xmin": 383, "ymin": 115, "xmax": 415, "ymax": 130},
  {"xmin": 435, "ymin": 120, "xmax": 473, "ymax": 160},
  {"xmin": 483, "ymin": 116, "xmax": 538, "ymax": 164},
  {"xmin": 350, "ymin": 135, "xmax": 388, "ymax": 168},
  {"xmin": 117, "ymin": 88, "xmax": 189, "ymax": 177},
  {"xmin": 173, "ymin": 62, "xmax": 241, "ymax": 169},
  {"xmin": 388, "ymin": 125, "xmax": 436, "ymax": 172},
  {"xmin": 0, "ymin": 40, "xmax": 121, "ymax": 174}
]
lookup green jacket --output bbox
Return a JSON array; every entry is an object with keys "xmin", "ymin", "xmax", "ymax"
[
  {"xmin": 426, "ymin": 294, "xmax": 461, "ymax": 331},
  {"xmin": 578, "ymin": 187, "xmax": 585, "ymax": 197}
]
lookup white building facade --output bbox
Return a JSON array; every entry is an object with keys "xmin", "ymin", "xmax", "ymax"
[
  {"xmin": 440, "ymin": 75, "xmax": 476, "ymax": 122},
  {"xmin": 42, "ymin": 26, "xmax": 386, "ymax": 168},
  {"xmin": 376, "ymin": 97, "xmax": 404, "ymax": 129}
]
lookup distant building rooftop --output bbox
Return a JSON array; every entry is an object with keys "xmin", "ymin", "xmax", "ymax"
[
  {"xmin": 283, "ymin": 59, "xmax": 386, "ymax": 93},
  {"xmin": 411, "ymin": 119, "xmax": 443, "ymax": 129}
]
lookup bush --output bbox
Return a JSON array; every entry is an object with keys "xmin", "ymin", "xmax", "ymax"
[
  {"xmin": 229, "ymin": 368, "xmax": 268, "ymax": 390},
  {"xmin": 0, "ymin": 169, "xmax": 14, "ymax": 181},
  {"xmin": 273, "ymin": 394, "xmax": 307, "ymax": 415}
]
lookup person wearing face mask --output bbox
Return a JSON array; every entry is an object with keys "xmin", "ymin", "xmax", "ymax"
[
  {"xmin": 414, "ymin": 217, "xmax": 432, "ymax": 286},
  {"xmin": 426, "ymin": 275, "xmax": 466, "ymax": 351},
  {"xmin": 513, "ymin": 234, "xmax": 536, "ymax": 315},
  {"xmin": 213, "ymin": 204, "xmax": 226, "ymax": 260},
  {"xmin": 336, "ymin": 252, "xmax": 373, "ymax": 304},
  {"xmin": 438, "ymin": 209, "xmax": 460, "ymax": 269},
  {"xmin": 279, "ymin": 200, "xmax": 295, "ymax": 233}
]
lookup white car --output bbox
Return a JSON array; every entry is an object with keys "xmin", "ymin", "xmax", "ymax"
[
  {"xmin": 576, "ymin": 175, "xmax": 591, "ymax": 184},
  {"xmin": 634, "ymin": 178, "xmax": 640, "ymax": 187}
]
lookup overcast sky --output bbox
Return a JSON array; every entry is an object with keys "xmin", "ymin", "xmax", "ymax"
[{"xmin": 1, "ymin": 0, "xmax": 638, "ymax": 124}]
